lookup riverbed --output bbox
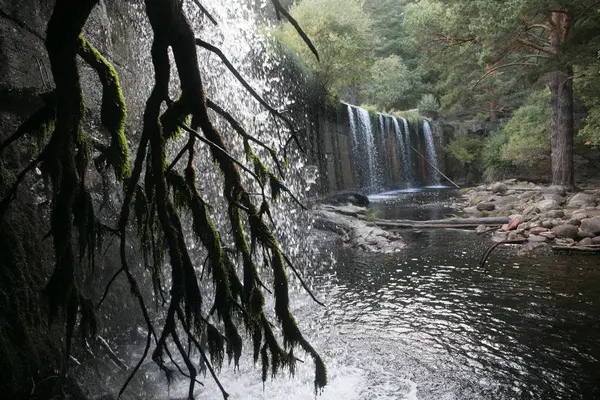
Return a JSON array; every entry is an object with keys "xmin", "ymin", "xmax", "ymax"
[{"xmin": 161, "ymin": 188, "xmax": 600, "ymax": 399}]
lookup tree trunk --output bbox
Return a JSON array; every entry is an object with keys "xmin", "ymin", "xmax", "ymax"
[{"xmin": 548, "ymin": 66, "xmax": 574, "ymax": 189}]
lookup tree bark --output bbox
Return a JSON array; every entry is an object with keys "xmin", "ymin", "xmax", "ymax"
[{"xmin": 548, "ymin": 66, "xmax": 574, "ymax": 189}]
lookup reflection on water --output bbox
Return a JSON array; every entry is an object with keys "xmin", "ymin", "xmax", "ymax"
[
  {"xmin": 179, "ymin": 190, "xmax": 600, "ymax": 399},
  {"xmin": 369, "ymin": 186, "xmax": 460, "ymax": 221}
]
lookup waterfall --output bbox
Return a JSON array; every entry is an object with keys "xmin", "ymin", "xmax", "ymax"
[
  {"xmin": 344, "ymin": 104, "xmax": 381, "ymax": 193},
  {"xmin": 391, "ymin": 117, "xmax": 413, "ymax": 185},
  {"xmin": 401, "ymin": 118, "xmax": 416, "ymax": 185},
  {"xmin": 356, "ymin": 108, "xmax": 380, "ymax": 193},
  {"xmin": 423, "ymin": 121, "xmax": 441, "ymax": 186}
]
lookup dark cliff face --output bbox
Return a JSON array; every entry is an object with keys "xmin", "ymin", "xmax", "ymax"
[{"xmin": 0, "ymin": 2, "xmax": 151, "ymax": 397}]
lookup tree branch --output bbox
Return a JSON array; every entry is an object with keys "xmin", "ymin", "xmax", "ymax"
[
  {"xmin": 472, "ymin": 62, "xmax": 539, "ymax": 89},
  {"xmin": 516, "ymin": 38, "xmax": 556, "ymax": 55},
  {"xmin": 270, "ymin": 0, "xmax": 320, "ymax": 61}
]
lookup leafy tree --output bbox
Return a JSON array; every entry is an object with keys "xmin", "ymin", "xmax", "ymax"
[
  {"xmin": 502, "ymin": 90, "xmax": 552, "ymax": 166},
  {"xmin": 445, "ymin": 134, "xmax": 485, "ymax": 182},
  {"xmin": 404, "ymin": 0, "xmax": 600, "ymax": 188},
  {"xmin": 360, "ymin": 55, "xmax": 415, "ymax": 110},
  {"xmin": 273, "ymin": 0, "xmax": 375, "ymax": 99}
]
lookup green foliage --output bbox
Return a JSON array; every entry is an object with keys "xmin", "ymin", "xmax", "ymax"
[
  {"xmin": 501, "ymin": 90, "xmax": 551, "ymax": 167},
  {"xmin": 481, "ymin": 129, "xmax": 512, "ymax": 181},
  {"xmin": 273, "ymin": 0, "xmax": 375, "ymax": 96},
  {"xmin": 446, "ymin": 134, "xmax": 484, "ymax": 167},
  {"xmin": 360, "ymin": 55, "xmax": 414, "ymax": 110},
  {"xmin": 417, "ymin": 94, "xmax": 439, "ymax": 116}
]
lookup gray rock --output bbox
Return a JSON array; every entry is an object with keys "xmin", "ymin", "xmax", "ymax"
[
  {"xmin": 528, "ymin": 234, "xmax": 547, "ymax": 243},
  {"xmin": 577, "ymin": 230, "xmax": 595, "ymax": 239},
  {"xmin": 567, "ymin": 218, "xmax": 582, "ymax": 226},
  {"xmin": 476, "ymin": 202, "xmax": 496, "ymax": 211},
  {"xmin": 464, "ymin": 206, "xmax": 479, "ymax": 214},
  {"xmin": 542, "ymin": 220, "xmax": 554, "ymax": 229},
  {"xmin": 542, "ymin": 186, "xmax": 567, "ymax": 196},
  {"xmin": 545, "ymin": 209, "xmax": 565, "ymax": 219},
  {"xmin": 551, "ymin": 224, "xmax": 579, "ymax": 239},
  {"xmin": 492, "ymin": 182, "xmax": 508, "ymax": 194},
  {"xmin": 566, "ymin": 193, "xmax": 597, "ymax": 208},
  {"xmin": 579, "ymin": 237, "xmax": 593, "ymax": 246},
  {"xmin": 523, "ymin": 205, "xmax": 541, "ymax": 216},
  {"xmin": 570, "ymin": 212, "xmax": 588, "ymax": 221},
  {"xmin": 507, "ymin": 231, "xmax": 520, "ymax": 240},
  {"xmin": 556, "ymin": 238, "xmax": 576, "ymax": 245},
  {"xmin": 536, "ymin": 199, "xmax": 559, "ymax": 212},
  {"xmin": 506, "ymin": 189, "xmax": 517, "ymax": 195},
  {"xmin": 592, "ymin": 236, "xmax": 600, "ymax": 244},
  {"xmin": 580, "ymin": 216, "xmax": 600, "ymax": 235},
  {"xmin": 543, "ymin": 193, "xmax": 566, "ymax": 204},
  {"xmin": 323, "ymin": 191, "xmax": 370, "ymax": 207},
  {"xmin": 475, "ymin": 225, "xmax": 490, "ymax": 234}
]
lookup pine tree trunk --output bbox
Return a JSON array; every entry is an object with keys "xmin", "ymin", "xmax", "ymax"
[{"xmin": 548, "ymin": 66, "xmax": 574, "ymax": 189}]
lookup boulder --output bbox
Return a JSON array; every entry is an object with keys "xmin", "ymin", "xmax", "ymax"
[
  {"xmin": 551, "ymin": 224, "xmax": 579, "ymax": 239},
  {"xmin": 322, "ymin": 191, "xmax": 370, "ymax": 207},
  {"xmin": 477, "ymin": 202, "xmax": 496, "ymax": 211},
  {"xmin": 579, "ymin": 216, "xmax": 600, "ymax": 235},
  {"xmin": 492, "ymin": 182, "xmax": 508, "ymax": 194},
  {"xmin": 567, "ymin": 218, "xmax": 582, "ymax": 227},
  {"xmin": 545, "ymin": 209, "xmax": 565, "ymax": 219},
  {"xmin": 579, "ymin": 237, "xmax": 593, "ymax": 246},
  {"xmin": 464, "ymin": 206, "xmax": 479, "ymax": 214},
  {"xmin": 543, "ymin": 194, "xmax": 566, "ymax": 204},
  {"xmin": 570, "ymin": 212, "xmax": 588, "ymax": 221},
  {"xmin": 528, "ymin": 234, "xmax": 547, "ymax": 243},
  {"xmin": 523, "ymin": 205, "xmax": 541, "ymax": 216},
  {"xmin": 555, "ymin": 238, "xmax": 575, "ymax": 245},
  {"xmin": 536, "ymin": 199, "xmax": 559, "ymax": 212},
  {"xmin": 507, "ymin": 231, "xmax": 520, "ymax": 240},
  {"xmin": 566, "ymin": 193, "xmax": 596, "ymax": 208},
  {"xmin": 542, "ymin": 220, "xmax": 554, "ymax": 229},
  {"xmin": 552, "ymin": 224, "xmax": 579, "ymax": 239},
  {"xmin": 592, "ymin": 236, "xmax": 600, "ymax": 244},
  {"xmin": 577, "ymin": 230, "xmax": 595, "ymax": 239},
  {"xmin": 542, "ymin": 186, "xmax": 567, "ymax": 196}
]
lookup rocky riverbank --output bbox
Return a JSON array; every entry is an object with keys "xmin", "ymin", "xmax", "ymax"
[
  {"xmin": 456, "ymin": 180, "xmax": 600, "ymax": 247},
  {"xmin": 313, "ymin": 204, "xmax": 405, "ymax": 253}
]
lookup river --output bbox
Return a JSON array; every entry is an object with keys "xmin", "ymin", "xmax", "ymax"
[{"xmin": 154, "ymin": 188, "xmax": 600, "ymax": 399}]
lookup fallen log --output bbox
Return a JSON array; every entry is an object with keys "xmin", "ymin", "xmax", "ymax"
[
  {"xmin": 371, "ymin": 216, "xmax": 510, "ymax": 229},
  {"xmin": 552, "ymin": 245, "xmax": 600, "ymax": 253}
]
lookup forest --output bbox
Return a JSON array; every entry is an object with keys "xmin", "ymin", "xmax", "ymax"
[{"xmin": 274, "ymin": 0, "xmax": 600, "ymax": 187}]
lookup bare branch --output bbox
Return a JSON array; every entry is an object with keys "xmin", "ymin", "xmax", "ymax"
[
  {"xmin": 178, "ymin": 123, "xmax": 263, "ymax": 186},
  {"xmin": 516, "ymin": 38, "xmax": 556, "ymax": 55},
  {"xmin": 270, "ymin": 0, "xmax": 320, "ymax": 61},
  {"xmin": 191, "ymin": 0, "xmax": 217, "ymax": 25},
  {"xmin": 195, "ymin": 39, "xmax": 305, "ymax": 154},
  {"xmin": 281, "ymin": 252, "xmax": 325, "ymax": 307}
]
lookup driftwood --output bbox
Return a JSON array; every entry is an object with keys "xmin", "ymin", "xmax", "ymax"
[
  {"xmin": 371, "ymin": 216, "xmax": 510, "ymax": 230},
  {"xmin": 552, "ymin": 245, "xmax": 600, "ymax": 253}
]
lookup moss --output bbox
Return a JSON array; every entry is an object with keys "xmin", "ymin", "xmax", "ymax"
[{"xmin": 78, "ymin": 36, "xmax": 130, "ymax": 183}]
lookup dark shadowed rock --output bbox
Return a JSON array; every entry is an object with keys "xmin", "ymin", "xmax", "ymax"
[
  {"xmin": 577, "ymin": 230, "xmax": 595, "ymax": 239},
  {"xmin": 579, "ymin": 237, "xmax": 593, "ymax": 246},
  {"xmin": 321, "ymin": 191, "xmax": 370, "ymax": 207},
  {"xmin": 551, "ymin": 224, "xmax": 579, "ymax": 239},
  {"xmin": 476, "ymin": 202, "xmax": 496, "ymax": 211}
]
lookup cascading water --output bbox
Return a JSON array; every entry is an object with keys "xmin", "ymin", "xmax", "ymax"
[
  {"xmin": 345, "ymin": 104, "xmax": 381, "ymax": 194},
  {"xmin": 391, "ymin": 117, "xmax": 412, "ymax": 185},
  {"xmin": 356, "ymin": 108, "xmax": 380, "ymax": 193},
  {"xmin": 423, "ymin": 120, "xmax": 441, "ymax": 186}
]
